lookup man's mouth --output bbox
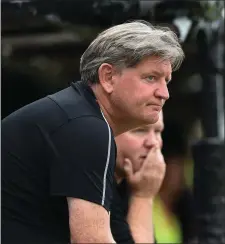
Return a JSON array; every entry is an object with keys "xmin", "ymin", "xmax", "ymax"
[
  {"xmin": 140, "ymin": 155, "xmax": 147, "ymax": 160},
  {"xmin": 148, "ymin": 104, "xmax": 162, "ymax": 112},
  {"xmin": 147, "ymin": 103, "xmax": 162, "ymax": 107}
]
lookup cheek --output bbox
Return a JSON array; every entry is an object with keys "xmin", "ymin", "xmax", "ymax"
[
  {"xmin": 115, "ymin": 76, "xmax": 155, "ymax": 107},
  {"xmin": 136, "ymin": 83, "xmax": 156, "ymax": 105},
  {"xmin": 117, "ymin": 76, "xmax": 142, "ymax": 101},
  {"xmin": 111, "ymin": 85, "xmax": 131, "ymax": 108},
  {"xmin": 116, "ymin": 136, "xmax": 141, "ymax": 159},
  {"xmin": 159, "ymin": 137, "xmax": 163, "ymax": 149}
]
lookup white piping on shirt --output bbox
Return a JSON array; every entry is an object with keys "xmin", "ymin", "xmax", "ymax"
[{"xmin": 100, "ymin": 110, "xmax": 111, "ymax": 206}]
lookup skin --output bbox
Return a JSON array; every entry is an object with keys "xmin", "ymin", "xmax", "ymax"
[{"xmin": 69, "ymin": 56, "xmax": 171, "ymax": 243}]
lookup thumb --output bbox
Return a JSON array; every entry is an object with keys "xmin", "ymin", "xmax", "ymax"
[{"xmin": 123, "ymin": 158, "xmax": 133, "ymax": 178}]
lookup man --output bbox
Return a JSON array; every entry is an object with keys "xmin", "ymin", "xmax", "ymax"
[
  {"xmin": 111, "ymin": 112, "xmax": 165, "ymax": 243},
  {"xmin": 2, "ymin": 21, "xmax": 184, "ymax": 243}
]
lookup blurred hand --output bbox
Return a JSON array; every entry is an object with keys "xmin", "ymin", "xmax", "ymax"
[{"xmin": 123, "ymin": 147, "xmax": 166, "ymax": 199}]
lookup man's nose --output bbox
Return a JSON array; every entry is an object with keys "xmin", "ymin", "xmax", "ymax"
[
  {"xmin": 144, "ymin": 134, "xmax": 159, "ymax": 149},
  {"xmin": 155, "ymin": 82, "xmax": 170, "ymax": 101}
]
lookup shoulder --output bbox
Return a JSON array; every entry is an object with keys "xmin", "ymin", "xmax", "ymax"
[
  {"xmin": 51, "ymin": 116, "xmax": 115, "ymax": 153},
  {"xmin": 49, "ymin": 82, "xmax": 102, "ymax": 120},
  {"xmin": 1, "ymin": 96, "xmax": 69, "ymax": 140}
]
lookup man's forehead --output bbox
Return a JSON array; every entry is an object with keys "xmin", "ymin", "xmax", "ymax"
[{"xmin": 140, "ymin": 56, "xmax": 172, "ymax": 74}]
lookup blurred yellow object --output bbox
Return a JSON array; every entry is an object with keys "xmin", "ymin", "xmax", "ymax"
[
  {"xmin": 153, "ymin": 196, "xmax": 182, "ymax": 243},
  {"xmin": 184, "ymin": 158, "xmax": 194, "ymax": 189}
]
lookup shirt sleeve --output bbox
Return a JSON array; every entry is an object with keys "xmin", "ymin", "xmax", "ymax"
[{"xmin": 49, "ymin": 116, "xmax": 116, "ymax": 211}]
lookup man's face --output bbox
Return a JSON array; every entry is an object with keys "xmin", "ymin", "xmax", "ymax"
[
  {"xmin": 116, "ymin": 112, "xmax": 164, "ymax": 176},
  {"xmin": 110, "ymin": 56, "xmax": 171, "ymax": 125}
]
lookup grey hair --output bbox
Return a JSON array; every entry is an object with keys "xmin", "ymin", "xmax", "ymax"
[{"xmin": 80, "ymin": 20, "xmax": 185, "ymax": 84}]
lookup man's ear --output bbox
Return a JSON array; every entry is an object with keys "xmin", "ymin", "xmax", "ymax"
[{"xmin": 98, "ymin": 63, "xmax": 116, "ymax": 94}]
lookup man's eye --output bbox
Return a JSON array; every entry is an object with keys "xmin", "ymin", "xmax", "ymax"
[
  {"xmin": 146, "ymin": 76, "xmax": 155, "ymax": 82},
  {"xmin": 133, "ymin": 128, "xmax": 148, "ymax": 133}
]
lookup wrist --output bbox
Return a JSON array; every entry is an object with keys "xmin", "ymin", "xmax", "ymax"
[
  {"xmin": 129, "ymin": 194, "xmax": 154, "ymax": 206},
  {"xmin": 129, "ymin": 190, "xmax": 155, "ymax": 201}
]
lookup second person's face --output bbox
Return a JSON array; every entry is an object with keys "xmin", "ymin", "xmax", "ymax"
[{"xmin": 116, "ymin": 112, "xmax": 164, "ymax": 175}]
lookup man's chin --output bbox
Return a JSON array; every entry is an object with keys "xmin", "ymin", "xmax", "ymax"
[{"xmin": 144, "ymin": 111, "xmax": 160, "ymax": 124}]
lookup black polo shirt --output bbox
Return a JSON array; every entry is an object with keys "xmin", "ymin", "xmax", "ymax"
[
  {"xmin": 111, "ymin": 180, "xmax": 135, "ymax": 244},
  {"xmin": 2, "ymin": 81, "xmax": 116, "ymax": 244}
]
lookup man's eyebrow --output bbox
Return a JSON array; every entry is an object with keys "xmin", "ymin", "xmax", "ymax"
[{"xmin": 151, "ymin": 70, "xmax": 163, "ymax": 76}]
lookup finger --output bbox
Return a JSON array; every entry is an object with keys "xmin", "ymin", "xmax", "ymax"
[
  {"xmin": 139, "ymin": 146, "xmax": 164, "ymax": 175},
  {"xmin": 123, "ymin": 158, "xmax": 134, "ymax": 178},
  {"xmin": 156, "ymin": 148, "xmax": 165, "ymax": 163},
  {"xmin": 140, "ymin": 146, "xmax": 158, "ymax": 169}
]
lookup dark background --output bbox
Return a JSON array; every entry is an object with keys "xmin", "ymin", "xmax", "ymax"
[{"xmin": 1, "ymin": 0, "xmax": 224, "ymax": 155}]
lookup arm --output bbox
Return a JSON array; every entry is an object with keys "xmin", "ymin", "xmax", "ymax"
[
  {"xmin": 49, "ymin": 117, "xmax": 116, "ymax": 242},
  {"xmin": 124, "ymin": 147, "xmax": 166, "ymax": 243},
  {"xmin": 127, "ymin": 196, "xmax": 154, "ymax": 243},
  {"xmin": 68, "ymin": 198, "xmax": 115, "ymax": 243}
]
